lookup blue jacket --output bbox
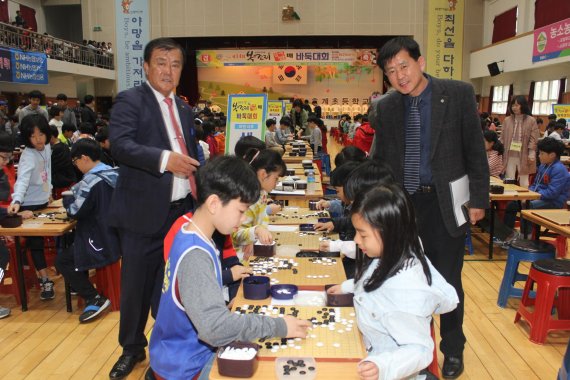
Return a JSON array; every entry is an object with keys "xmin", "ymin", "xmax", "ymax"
[
  {"xmin": 63, "ymin": 163, "xmax": 120, "ymax": 271},
  {"xmin": 529, "ymin": 160, "xmax": 570, "ymax": 208}
]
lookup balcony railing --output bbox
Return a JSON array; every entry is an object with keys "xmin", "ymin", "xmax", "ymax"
[{"xmin": 0, "ymin": 22, "xmax": 114, "ymax": 70}]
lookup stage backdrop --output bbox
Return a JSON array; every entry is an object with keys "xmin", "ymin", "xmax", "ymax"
[{"xmin": 197, "ymin": 64, "xmax": 381, "ymax": 115}]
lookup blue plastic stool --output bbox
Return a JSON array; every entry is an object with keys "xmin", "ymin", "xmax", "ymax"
[
  {"xmin": 497, "ymin": 239, "xmax": 555, "ymax": 307},
  {"xmin": 465, "ymin": 228, "xmax": 474, "ymax": 255}
]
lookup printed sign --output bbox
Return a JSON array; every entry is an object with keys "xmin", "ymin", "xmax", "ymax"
[
  {"xmin": 553, "ymin": 104, "xmax": 570, "ymax": 120},
  {"xmin": 533, "ymin": 18, "xmax": 570, "ymax": 63},
  {"xmin": 0, "ymin": 48, "xmax": 47, "ymax": 84},
  {"xmin": 226, "ymin": 94, "xmax": 268, "ymax": 155},
  {"xmin": 267, "ymin": 100, "xmax": 285, "ymax": 122},
  {"xmin": 115, "ymin": 0, "xmax": 150, "ymax": 92},
  {"xmin": 426, "ymin": 0, "xmax": 464, "ymax": 79}
]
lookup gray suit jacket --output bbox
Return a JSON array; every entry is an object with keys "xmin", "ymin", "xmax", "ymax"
[{"xmin": 371, "ymin": 76, "xmax": 489, "ymax": 237}]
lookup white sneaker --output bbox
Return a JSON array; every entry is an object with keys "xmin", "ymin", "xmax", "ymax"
[{"xmin": 0, "ymin": 306, "xmax": 11, "ymax": 319}]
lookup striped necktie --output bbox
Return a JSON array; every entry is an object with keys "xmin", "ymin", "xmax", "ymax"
[{"xmin": 404, "ymin": 96, "xmax": 421, "ymax": 194}]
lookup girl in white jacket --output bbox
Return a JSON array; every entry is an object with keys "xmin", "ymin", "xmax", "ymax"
[{"xmin": 328, "ymin": 184, "xmax": 459, "ymax": 380}]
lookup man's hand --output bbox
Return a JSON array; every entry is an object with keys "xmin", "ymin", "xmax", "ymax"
[
  {"xmin": 19, "ymin": 210, "xmax": 34, "ymax": 219},
  {"xmin": 166, "ymin": 152, "xmax": 200, "ymax": 177},
  {"xmin": 326, "ymin": 284, "xmax": 342, "ymax": 294},
  {"xmin": 319, "ymin": 240, "xmax": 330, "ymax": 252},
  {"xmin": 230, "ymin": 265, "xmax": 252, "ymax": 281},
  {"xmin": 268, "ymin": 203, "xmax": 282, "ymax": 214},
  {"xmin": 469, "ymin": 208, "xmax": 485, "ymax": 225}
]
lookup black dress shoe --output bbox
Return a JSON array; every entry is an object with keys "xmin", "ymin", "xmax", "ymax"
[
  {"xmin": 442, "ymin": 355, "xmax": 464, "ymax": 379},
  {"xmin": 109, "ymin": 352, "xmax": 146, "ymax": 380}
]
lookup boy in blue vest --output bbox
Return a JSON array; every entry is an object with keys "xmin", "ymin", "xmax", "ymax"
[{"xmin": 149, "ymin": 156, "xmax": 311, "ymax": 380}]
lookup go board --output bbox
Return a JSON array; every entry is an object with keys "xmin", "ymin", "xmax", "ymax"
[
  {"xmin": 271, "ymin": 231, "xmax": 338, "ymax": 251},
  {"xmin": 246, "ymin": 257, "xmax": 346, "ymax": 287},
  {"xmin": 233, "ymin": 304, "xmax": 364, "ymax": 360},
  {"xmin": 32, "ymin": 211, "xmax": 70, "ymax": 223},
  {"xmin": 269, "ymin": 208, "xmax": 329, "ymax": 225}
]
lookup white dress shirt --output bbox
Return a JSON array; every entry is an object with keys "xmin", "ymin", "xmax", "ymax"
[{"xmin": 147, "ymin": 83, "xmax": 190, "ymax": 201}]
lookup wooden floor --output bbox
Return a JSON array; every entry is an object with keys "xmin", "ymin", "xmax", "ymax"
[{"xmin": 0, "ymin": 138, "xmax": 568, "ymax": 379}]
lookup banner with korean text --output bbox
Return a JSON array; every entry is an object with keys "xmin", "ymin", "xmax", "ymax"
[
  {"xmin": 0, "ymin": 47, "xmax": 47, "ymax": 84},
  {"xmin": 553, "ymin": 104, "xmax": 570, "ymax": 120},
  {"xmin": 533, "ymin": 18, "xmax": 570, "ymax": 63},
  {"xmin": 426, "ymin": 0, "xmax": 464, "ymax": 80},
  {"xmin": 115, "ymin": 0, "xmax": 149, "ymax": 92},
  {"xmin": 197, "ymin": 49, "xmax": 376, "ymax": 67},
  {"xmin": 267, "ymin": 100, "xmax": 285, "ymax": 122},
  {"xmin": 226, "ymin": 94, "xmax": 268, "ymax": 155}
]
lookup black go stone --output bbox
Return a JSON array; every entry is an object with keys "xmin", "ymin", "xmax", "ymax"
[
  {"xmin": 308, "ymin": 366, "xmax": 315, "ymax": 371},
  {"xmin": 300, "ymin": 371, "xmax": 307, "ymax": 375},
  {"xmin": 287, "ymin": 360, "xmax": 294, "ymax": 365}
]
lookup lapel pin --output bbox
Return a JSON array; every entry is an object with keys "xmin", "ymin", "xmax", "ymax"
[{"xmin": 441, "ymin": 98, "xmax": 445, "ymax": 103}]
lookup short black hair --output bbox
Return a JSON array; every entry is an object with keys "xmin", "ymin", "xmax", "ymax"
[
  {"xmin": 307, "ymin": 116, "xmax": 319, "ymax": 125},
  {"xmin": 48, "ymin": 125, "xmax": 59, "ymax": 139},
  {"xmin": 71, "ymin": 138, "xmax": 102, "ymax": 161},
  {"xmin": 344, "ymin": 159, "xmax": 395, "ymax": 202},
  {"xmin": 554, "ymin": 122, "xmax": 565, "ymax": 131},
  {"xmin": 79, "ymin": 122, "xmax": 96, "ymax": 135},
  {"xmin": 378, "ymin": 36, "xmax": 421, "ymax": 72},
  {"xmin": 330, "ymin": 161, "xmax": 360, "ymax": 187},
  {"xmin": 28, "ymin": 90, "xmax": 42, "ymax": 100},
  {"xmin": 201, "ymin": 120, "xmax": 215, "ymax": 137},
  {"xmin": 548, "ymin": 113, "xmax": 557, "ymax": 120},
  {"xmin": 143, "ymin": 37, "xmax": 185, "ymax": 65},
  {"xmin": 292, "ymin": 99, "xmax": 302, "ymax": 108},
  {"xmin": 196, "ymin": 155, "xmax": 260, "ymax": 208},
  {"xmin": 538, "ymin": 137, "xmax": 565, "ymax": 158},
  {"xmin": 0, "ymin": 131, "xmax": 15, "ymax": 153},
  {"xmin": 95, "ymin": 125, "xmax": 109, "ymax": 142},
  {"xmin": 234, "ymin": 136, "xmax": 266, "ymax": 158},
  {"xmin": 335, "ymin": 145, "xmax": 367, "ymax": 167},
  {"xmin": 354, "ymin": 114, "xmax": 363, "ymax": 122},
  {"xmin": 84, "ymin": 95, "xmax": 94, "ymax": 105},
  {"xmin": 49, "ymin": 105, "xmax": 62, "ymax": 118},
  {"xmin": 56, "ymin": 93, "xmax": 68, "ymax": 101},
  {"xmin": 62, "ymin": 123, "xmax": 77, "ymax": 133},
  {"xmin": 265, "ymin": 118, "xmax": 277, "ymax": 128},
  {"xmin": 279, "ymin": 116, "xmax": 292, "ymax": 127},
  {"xmin": 244, "ymin": 148, "xmax": 286, "ymax": 176},
  {"xmin": 19, "ymin": 114, "xmax": 51, "ymax": 148}
]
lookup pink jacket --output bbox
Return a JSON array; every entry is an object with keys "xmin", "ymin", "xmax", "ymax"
[{"xmin": 500, "ymin": 115, "xmax": 540, "ymax": 176}]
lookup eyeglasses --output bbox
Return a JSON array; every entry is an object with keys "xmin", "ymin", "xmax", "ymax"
[
  {"xmin": 0, "ymin": 154, "xmax": 12, "ymax": 162},
  {"xmin": 71, "ymin": 156, "xmax": 80, "ymax": 166}
]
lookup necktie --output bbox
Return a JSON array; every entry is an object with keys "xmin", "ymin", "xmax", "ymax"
[
  {"xmin": 164, "ymin": 97, "xmax": 197, "ymax": 200},
  {"xmin": 403, "ymin": 96, "xmax": 421, "ymax": 194}
]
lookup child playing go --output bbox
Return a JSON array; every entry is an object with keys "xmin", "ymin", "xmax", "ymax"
[
  {"xmin": 328, "ymin": 184, "xmax": 458, "ymax": 380},
  {"xmin": 149, "ymin": 156, "xmax": 311, "ymax": 379},
  {"xmin": 8, "ymin": 114, "xmax": 55, "ymax": 300},
  {"xmin": 232, "ymin": 149, "xmax": 286, "ymax": 260}
]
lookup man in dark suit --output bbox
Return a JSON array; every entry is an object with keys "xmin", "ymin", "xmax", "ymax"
[
  {"xmin": 81, "ymin": 95, "xmax": 97, "ymax": 126},
  {"xmin": 372, "ymin": 37, "xmax": 489, "ymax": 379},
  {"xmin": 108, "ymin": 38, "xmax": 200, "ymax": 380}
]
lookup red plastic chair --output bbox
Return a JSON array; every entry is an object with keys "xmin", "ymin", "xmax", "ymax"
[
  {"xmin": 429, "ymin": 321, "xmax": 440, "ymax": 378},
  {"xmin": 515, "ymin": 259, "xmax": 570, "ymax": 344}
]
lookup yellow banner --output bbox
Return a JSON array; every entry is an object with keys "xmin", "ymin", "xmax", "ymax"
[
  {"xmin": 226, "ymin": 94, "xmax": 268, "ymax": 154},
  {"xmin": 426, "ymin": 0, "xmax": 464, "ymax": 80},
  {"xmin": 553, "ymin": 104, "xmax": 570, "ymax": 120}
]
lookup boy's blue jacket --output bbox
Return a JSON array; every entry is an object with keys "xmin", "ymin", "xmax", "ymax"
[
  {"xmin": 63, "ymin": 163, "xmax": 121, "ymax": 271},
  {"xmin": 529, "ymin": 160, "xmax": 570, "ymax": 208}
]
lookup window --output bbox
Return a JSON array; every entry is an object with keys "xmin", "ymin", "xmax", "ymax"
[
  {"xmin": 492, "ymin": 85, "xmax": 510, "ymax": 114},
  {"xmin": 532, "ymin": 80, "xmax": 562, "ymax": 115}
]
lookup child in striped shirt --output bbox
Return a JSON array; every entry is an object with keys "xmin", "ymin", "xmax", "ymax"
[{"xmin": 231, "ymin": 149, "xmax": 286, "ymax": 260}]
